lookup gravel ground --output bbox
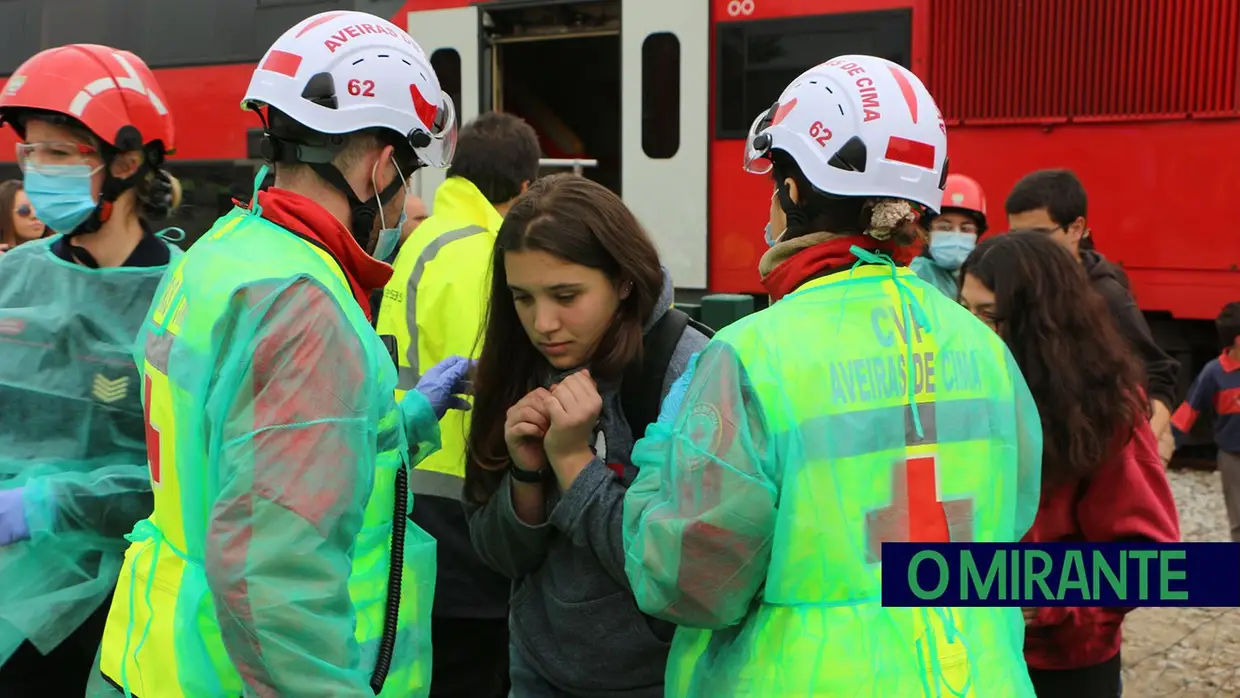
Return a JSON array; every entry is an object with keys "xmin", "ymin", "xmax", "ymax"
[{"xmin": 1121, "ymin": 466, "xmax": 1240, "ymax": 697}]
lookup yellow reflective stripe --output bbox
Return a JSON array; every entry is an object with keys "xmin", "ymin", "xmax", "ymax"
[
  {"xmin": 408, "ymin": 467, "xmax": 464, "ymax": 498},
  {"xmin": 396, "ymin": 225, "xmax": 488, "ymax": 390},
  {"xmin": 150, "ymin": 271, "xmax": 182, "ymax": 327}
]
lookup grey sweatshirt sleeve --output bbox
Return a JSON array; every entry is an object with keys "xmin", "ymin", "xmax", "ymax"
[
  {"xmin": 547, "ymin": 457, "xmax": 631, "ymax": 588},
  {"xmin": 466, "ymin": 473, "xmax": 554, "ymax": 579}
]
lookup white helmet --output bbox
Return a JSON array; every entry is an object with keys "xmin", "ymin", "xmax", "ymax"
[
  {"xmin": 744, "ymin": 55, "xmax": 947, "ymax": 212},
  {"xmin": 243, "ymin": 10, "xmax": 456, "ymax": 170}
]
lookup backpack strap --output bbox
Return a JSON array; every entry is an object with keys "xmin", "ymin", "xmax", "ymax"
[{"xmin": 621, "ymin": 308, "xmax": 715, "ymax": 441}]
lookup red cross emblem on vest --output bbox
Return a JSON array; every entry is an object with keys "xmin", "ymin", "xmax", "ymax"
[{"xmin": 864, "ymin": 454, "xmax": 974, "ymax": 564}]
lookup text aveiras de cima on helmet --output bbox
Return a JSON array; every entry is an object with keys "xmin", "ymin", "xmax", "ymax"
[{"xmin": 321, "ymin": 18, "xmax": 417, "ymax": 53}]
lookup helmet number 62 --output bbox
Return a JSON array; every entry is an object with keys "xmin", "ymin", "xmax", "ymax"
[
  {"xmin": 348, "ymin": 79, "xmax": 376, "ymax": 98},
  {"xmin": 809, "ymin": 121, "xmax": 832, "ymax": 147}
]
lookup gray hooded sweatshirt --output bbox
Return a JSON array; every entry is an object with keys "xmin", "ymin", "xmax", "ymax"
[{"xmin": 466, "ymin": 270, "xmax": 709, "ymax": 697}]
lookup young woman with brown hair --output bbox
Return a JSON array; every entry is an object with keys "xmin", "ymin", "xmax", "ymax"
[
  {"xmin": 959, "ymin": 230, "xmax": 1181, "ymax": 698},
  {"xmin": 0, "ymin": 180, "xmax": 46, "ymax": 252},
  {"xmin": 465, "ymin": 173, "xmax": 710, "ymax": 698}
]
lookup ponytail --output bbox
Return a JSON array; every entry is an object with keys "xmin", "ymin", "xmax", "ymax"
[{"xmin": 135, "ymin": 167, "xmax": 181, "ymax": 221}]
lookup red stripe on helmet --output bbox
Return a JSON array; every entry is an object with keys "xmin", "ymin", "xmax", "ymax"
[
  {"xmin": 770, "ymin": 97, "xmax": 798, "ymax": 127},
  {"xmin": 409, "ymin": 84, "xmax": 438, "ymax": 131},
  {"xmin": 295, "ymin": 12, "xmax": 348, "ymax": 37},
  {"xmin": 884, "ymin": 135, "xmax": 936, "ymax": 170},
  {"xmin": 887, "ymin": 66, "xmax": 920, "ymax": 124},
  {"xmin": 260, "ymin": 50, "xmax": 302, "ymax": 78}
]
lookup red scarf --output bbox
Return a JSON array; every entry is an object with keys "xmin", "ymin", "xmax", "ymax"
[
  {"xmin": 252, "ymin": 188, "xmax": 393, "ymax": 322},
  {"xmin": 761, "ymin": 235, "xmax": 911, "ymax": 301}
]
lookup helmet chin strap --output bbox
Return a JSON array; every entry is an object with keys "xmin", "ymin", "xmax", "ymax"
[
  {"xmin": 308, "ymin": 161, "xmax": 403, "ymax": 250},
  {"xmin": 775, "ymin": 178, "xmax": 809, "ymax": 240},
  {"xmin": 67, "ymin": 160, "xmax": 148, "ymax": 239},
  {"xmin": 63, "ymin": 157, "xmax": 150, "ymax": 268}
]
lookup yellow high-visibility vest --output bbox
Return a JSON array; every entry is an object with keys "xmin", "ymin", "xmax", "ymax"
[
  {"xmin": 376, "ymin": 176, "xmax": 501, "ymax": 499},
  {"xmin": 96, "ymin": 205, "xmax": 435, "ymax": 697}
]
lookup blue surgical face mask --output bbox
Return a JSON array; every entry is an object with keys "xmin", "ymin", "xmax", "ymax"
[
  {"xmin": 764, "ymin": 223, "xmax": 786, "ymax": 247},
  {"xmin": 372, "ymin": 157, "xmax": 408, "ymax": 262},
  {"xmin": 23, "ymin": 165, "xmax": 100, "ymax": 235},
  {"xmin": 374, "ymin": 208, "xmax": 406, "ymax": 262},
  {"xmin": 928, "ymin": 230, "xmax": 978, "ymax": 271}
]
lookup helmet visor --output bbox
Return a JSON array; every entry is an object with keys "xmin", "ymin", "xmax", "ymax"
[
  {"xmin": 743, "ymin": 106, "xmax": 775, "ymax": 175},
  {"xmin": 413, "ymin": 93, "xmax": 457, "ymax": 169}
]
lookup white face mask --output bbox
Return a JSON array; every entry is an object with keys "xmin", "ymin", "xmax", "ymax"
[{"xmin": 370, "ymin": 156, "xmax": 408, "ymax": 262}]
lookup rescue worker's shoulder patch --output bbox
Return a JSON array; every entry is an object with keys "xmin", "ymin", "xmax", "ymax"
[{"xmin": 683, "ymin": 401, "xmax": 724, "ymax": 467}]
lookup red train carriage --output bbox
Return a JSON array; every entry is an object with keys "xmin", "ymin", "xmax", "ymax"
[{"xmin": 2, "ymin": 0, "xmax": 1237, "ymax": 436}]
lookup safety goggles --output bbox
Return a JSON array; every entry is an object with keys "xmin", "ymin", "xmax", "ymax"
[
  {"xmin": 929, "ymin": 219, "xmax": 980, "ymax": 235},
  {"xmin": 15, "ymin": 141, "xmax": 102, "ymax": 173}
]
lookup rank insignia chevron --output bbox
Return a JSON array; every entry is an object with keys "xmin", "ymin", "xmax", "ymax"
[{"xmin": 92, "ymin": 374, "xmax": 130, "ymax": 404}]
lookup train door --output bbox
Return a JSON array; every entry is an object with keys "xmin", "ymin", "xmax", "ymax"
[
  {"xmin": 403, "ymin": 5, "xmax": 481, "ymax": 210},
  {"xmin": 485, "ymin": 1, "xmax": 623, "ymax": 191},
  {"xmin": 621, "ymin": 0, "xmax": 709, "ymax": 289}
]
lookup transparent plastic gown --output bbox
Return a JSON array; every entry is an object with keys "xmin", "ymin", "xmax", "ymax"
[
  {"xmin": 623, "ymin": 260, "xmax": 1044, "ymax": 697},
  {"xmin": 89, "ymin": 205, "xmax": 437, "ymax": 698},
  {"xmin": 0, "ymin": 237, "xmax": 175, "ymax": 664}
]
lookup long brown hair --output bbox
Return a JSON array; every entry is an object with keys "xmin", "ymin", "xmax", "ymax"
[
  {"xmin": 465, "ymin": 173, "xmax": 664, "ymax": 504},
  {"xmin": 961, "ymin": 231, "xmax": 1148, "ymax": 485},
  {"xmin": 0, "ymin": 180, "xmax": 25, "ymax": 247}
]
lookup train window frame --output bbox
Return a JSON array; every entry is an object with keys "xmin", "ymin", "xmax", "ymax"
[
  {"xmin": 714, "ymin": 9, "xmax": 912, "ymax": 140},
  {"xmin": 431, "ymin": 48, "xmax": 463, "ymax": 120}
]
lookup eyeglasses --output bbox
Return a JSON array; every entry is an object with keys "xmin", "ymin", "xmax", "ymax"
[{"xmin": 15, "ymin": 205, "xmax": 32, "ymax": 218}]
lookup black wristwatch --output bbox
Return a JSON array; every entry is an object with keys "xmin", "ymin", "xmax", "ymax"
[{"xmin": 509, "ymin": 461, "xmax": 553, "ymax": 484}]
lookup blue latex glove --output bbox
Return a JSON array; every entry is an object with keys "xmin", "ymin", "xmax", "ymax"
[
  {"xmin": 415, "ymin": 355, "xmax": 474, "ymax": 421},
  {"xmin": 0, "ymin": 487, "xmax": 30, "ymax": 546}
]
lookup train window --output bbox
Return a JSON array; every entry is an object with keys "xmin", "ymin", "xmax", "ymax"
[
  {"xmin": 0, "ymin": 0, "xmax": 36, "ymax": 75},
  {"xmin": 164, "ymin": 163, "xmax": 260, "ymax": 247},
  {"xmin": 641, "ymin": 32, "xmax": 680, "ymax": 159},
  {"xmin": 431, "ymin": 49, "xmax": 463, "ymax": 119},
  {"xmin": 0, "ymin": 0, "xmax": 366, "ymax": 74},
  {"xmin": 716, "ymin": 10, "xmax": 912, "ymax": 139}
]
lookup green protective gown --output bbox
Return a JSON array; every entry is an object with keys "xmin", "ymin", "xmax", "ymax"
[
  {"xmin": 910, "ymin": 255, "xmax": 961, "ymax": 299},
  {"xmin": 0, "ymin": 235, "xmax": 178, "ymax": 664},
  {"xmin": 91, "ymin": 189, "xmax": 438, "ymax": 698},
  {"xmin": 622, "ymin": 256, "xmax": 1044, "ymax": 697}
]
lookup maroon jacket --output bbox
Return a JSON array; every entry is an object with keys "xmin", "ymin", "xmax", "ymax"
[{"xmin": 1020, "ymin": 419, "xmax": 1180, "ymax": 669}]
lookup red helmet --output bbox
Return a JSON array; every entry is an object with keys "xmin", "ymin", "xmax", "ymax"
[
  {"xmin": 0, "ymin": 44, "xmax": 174, "ymax": 156},
  {"xmin": 938, "ymin": 173, "xmax": 987, "ymax": 233}
]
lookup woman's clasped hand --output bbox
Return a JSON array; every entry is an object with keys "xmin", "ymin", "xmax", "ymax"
[{"xmin": 504, "ymin": 370, "xmax": 603, "ymax": 489}]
